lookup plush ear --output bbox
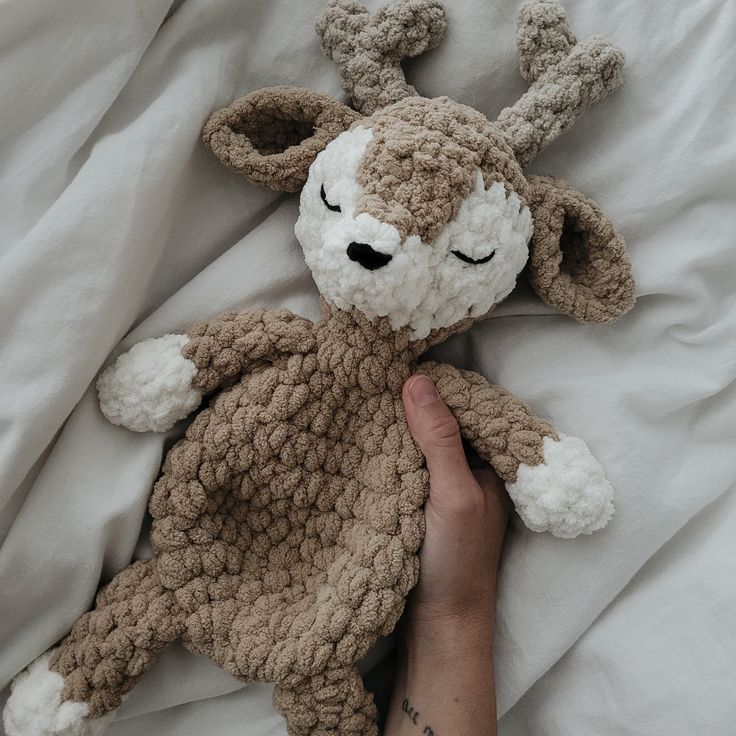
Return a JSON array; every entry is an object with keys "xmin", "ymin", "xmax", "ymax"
[
  {"xmin": 202, "ymin": 86, "xmax": 362, "ymax": 192},
  {"xmin": 526, "ymin": 175, "xmax": 635, "ymax": 324}
]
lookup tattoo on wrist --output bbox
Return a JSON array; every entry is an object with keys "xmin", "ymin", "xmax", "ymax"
[{"xmin": 401, "ymin": 697, "xmax": 437, "ymax": 735}]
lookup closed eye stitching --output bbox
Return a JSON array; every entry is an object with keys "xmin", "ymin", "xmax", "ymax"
[
  {"xmin": 451, "ymin": 249, "xmax": 496, "ymax": 265},
  {"xmin": 320, "ymin": 184, "xmax": 341, "ymax": 212}
]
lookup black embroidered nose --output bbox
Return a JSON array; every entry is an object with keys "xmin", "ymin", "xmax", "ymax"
[{"xmin": 346, "ymin": 242, "xmax": 393, "ymax": 271}]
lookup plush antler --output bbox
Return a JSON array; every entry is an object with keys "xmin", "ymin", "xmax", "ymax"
[
  {"xmin": 316, "ymin": 0, "xmax": 446, "ymax": 115},
  {"xmin": 496, "ymin": 0, "xmax": 624, "ymax": 166}
]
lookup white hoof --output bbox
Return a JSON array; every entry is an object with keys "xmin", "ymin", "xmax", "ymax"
[
  {"xmin": 97, "ymin": 334, "xmax": 201, "ymax": 433},
  {"xmin": 3, "ymin": 652, "xmax": 114, "ymax": 736},
  {"xmin": 507, "ymin": 434, "xmax": 614, "ymax": 539}
]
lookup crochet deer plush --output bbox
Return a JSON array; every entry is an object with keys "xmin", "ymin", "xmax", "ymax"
[{"xmin": 4, "ymin": 1, "xmax": 634, "ymax": 735}]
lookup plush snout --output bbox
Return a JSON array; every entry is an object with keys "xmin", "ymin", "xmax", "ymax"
[{"xmin": 347, "ymin": 242, "xmax": 393, "ymax": 270}]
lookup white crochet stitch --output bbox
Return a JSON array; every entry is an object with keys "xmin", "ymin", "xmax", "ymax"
[
  {"xmin": 296, "ymin": 127, "xmax": 532, "ymax": 339},
  {"xmin": 507, "ymin": 434, "xmax": 615, "ymax": 538},
  {"xmin": 96, "ymin": 334, "xmax": 201, "ymax": 433},
  {"xmin": 3, "ymin": 651, "xmax": 114, "ymax": 736}
]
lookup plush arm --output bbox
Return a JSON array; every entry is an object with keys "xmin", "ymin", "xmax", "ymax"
[
  {"xmin": 417, "ymin": 361, "xmax": 614, "ymax": 538},
  {"xmin": 97, "ymin": 309, "xmax": 315, "ymax": 433},
  {"xmin": 183, "ymin": 308, "xmax": 316, "ymax": 394}
]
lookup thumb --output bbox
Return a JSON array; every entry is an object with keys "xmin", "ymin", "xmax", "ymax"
[{"xmin": 403, "ymin": 374, "xmax": 475, "ymax": 492}]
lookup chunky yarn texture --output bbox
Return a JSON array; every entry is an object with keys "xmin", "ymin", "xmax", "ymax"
[{"xmin": 45, "ymin": 304, "xmax": 570, "ymax": 735}]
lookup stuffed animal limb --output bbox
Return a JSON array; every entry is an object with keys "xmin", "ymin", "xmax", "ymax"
[
  {"xmin": 182, "ymin": 308, "xmax": 316, "ymax": 394},
  {"xmin": 419, "ymin": 361, "xmax": 613, "ymax": 538},
  {"xmin": 4, "ymin": 561, "xmax": 182, "ymax": 736},
  {"xmin": 273, "ymin": 667, "xmax": 379, "ymax": 736},
  {"xmin": 98, "ymin": 309, "xmax": 316, "ymax": 432},
  {"xmin": 96, "ymin": 334, "xmax": 201, "ymax": 433}
]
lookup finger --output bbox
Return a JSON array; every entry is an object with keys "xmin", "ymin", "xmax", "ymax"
[{"xmin": 402, "ymin": 375, "xmax": 475, "ymax": 493}]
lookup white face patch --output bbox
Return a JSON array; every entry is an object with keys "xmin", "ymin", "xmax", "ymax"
[{"xmin": 295, "ymin": 127, "xmax": 533, "ymax": 339}]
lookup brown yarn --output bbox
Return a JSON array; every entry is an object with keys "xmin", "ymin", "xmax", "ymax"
[
  {"xmin": 50, "ymin": 302, "xmax": 569, "ymax": 733},
  {"xmin": 418, "ymin": 361, "xmax": 558, "ymax": 483},
  {"xmin": 273, "ymin": 667, "xmax": 379, "ymax": 735},
  {"xmin": 355, "ymin": 96, "xmax": 529, "ymax": 243},
  {"xmin": 526, "ymin": 175, "xmax": 635, "ymax": 323},
  {"xmin": 495, "ymin": 2, "xmax": 625, "ymax": 166},
  {"xmin": 50, "ymin": 560, "xmax": 182, "ymax": 717},
  {"xmin": 203, "ymin": 87, "xmax": 361, "ymax": 192},
  {"xmin": 316, "ymin": 0, "xmax": 447, "ymax": 115}
]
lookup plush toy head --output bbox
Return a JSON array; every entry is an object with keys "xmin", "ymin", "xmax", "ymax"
[
  {"xmin": 204, "ymin": 0, "xmax": 633, "ymax": 339},
  {"xmin": 203, "ymin": 0, "xmax": 634, "ymax": 340}
]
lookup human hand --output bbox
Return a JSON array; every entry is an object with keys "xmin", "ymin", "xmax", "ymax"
[
  {"xmin": 402, "ymin": 373, "xmax": 509, "ymax": 630},
  {"xmin": 384, "ymin": 374, "xmax": 508, "ymax": 736}
]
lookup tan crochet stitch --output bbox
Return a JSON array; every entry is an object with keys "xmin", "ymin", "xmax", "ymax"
[
  {"xmin": 202, "ymin": 87, "xmax": 361, "ymax": 192},
  {"xmin": 5, "ymin": 3, "xmax": 635, "ymax": 736},
  {"xmin": 355, "ymin": 96, "xmax": 529, "ymax": 243},
  {"xmin": 316, "ymin": 0, "xmax": 447, "ymax": 115},
  {"xmin": 526, "ymin": 175, "xmax": 635, "ymax": 322},
  {"xmin": 49, "ymin": 304, "xmax": 560, "ymax": 735},
  {"xmin": 496, "ymin": 0, "xmax": 625, "ymax": 165}
]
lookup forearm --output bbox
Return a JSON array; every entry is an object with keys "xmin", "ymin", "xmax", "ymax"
[
  {"xmin": 388, "ymin": 372, "xmax": 507, "ymax": 735},
  {"xmin": 385, "ymin": 608, "xmax": 497, "ymax": 736}
]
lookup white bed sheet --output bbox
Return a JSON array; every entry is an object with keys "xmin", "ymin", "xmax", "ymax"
[{"xmin": 1, "ymin": 0, "xmax": 735, "ymax": 733}]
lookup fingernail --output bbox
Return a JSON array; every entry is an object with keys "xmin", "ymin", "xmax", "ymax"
[{"xmin": 408, "ymin": 375, "xmax": 439, "ymax": 407}]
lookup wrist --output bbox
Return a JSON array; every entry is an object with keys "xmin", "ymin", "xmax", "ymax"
[
  {"xmin": 389, "ymin": 596, "xmax": 498, "ymax": 735},
  {"xmin": 403, "ymin": 603, "xmax": 495, "ymax": 667}
]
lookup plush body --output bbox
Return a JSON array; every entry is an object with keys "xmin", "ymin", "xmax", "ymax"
[{"xmin": 4, "ymin": 2, "xmax": 634, "ymax": 735}]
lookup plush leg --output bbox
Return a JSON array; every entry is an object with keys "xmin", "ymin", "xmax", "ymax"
[
  {"xmin": 419, "ymin": 361, "xmax": 614, "ymax": 538},
  {"xmin": 273, "ymin": 667, "xmax": 379, "ymax": 736},
  {"xmin": 4, "ymin": 560, "xmax": 183, "ymax": 736}
]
